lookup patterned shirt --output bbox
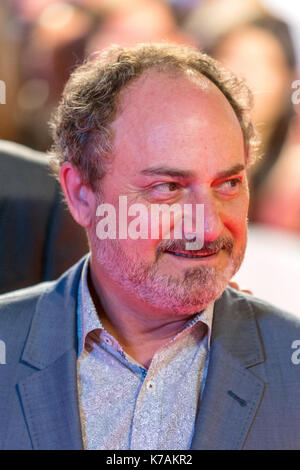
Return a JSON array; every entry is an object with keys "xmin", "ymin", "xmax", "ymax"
[{"xmin": 76, "ymin": 256, "xmax": 213, "ymax": 450}]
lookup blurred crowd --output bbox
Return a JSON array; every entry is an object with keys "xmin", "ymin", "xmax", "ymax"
[{"xmin": 1, "ymin": 0, "xmax": 300, "ymax": 234}]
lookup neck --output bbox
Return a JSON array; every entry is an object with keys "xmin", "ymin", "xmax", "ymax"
[{"xmin": 88, "ymin": 259, "xmax": 200, "ymax": 368}]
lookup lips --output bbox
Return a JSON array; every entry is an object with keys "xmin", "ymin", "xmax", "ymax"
[{"xmin": 166, "ymin": 250, "xmax": 218, "ymax": 259}]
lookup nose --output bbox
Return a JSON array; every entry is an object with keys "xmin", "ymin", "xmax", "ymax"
[
  {"xmin": 183, "ymin": 193, "xmax": 223, "ymax": 245},
  {"xmin": 203, "ymin": 199, "xmax": 223, "ymax": 243}
]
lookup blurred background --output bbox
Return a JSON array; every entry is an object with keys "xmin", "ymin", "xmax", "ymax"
[{"xmin": 0, "ymin": 0, "xmax": 300, "ymax": 313}]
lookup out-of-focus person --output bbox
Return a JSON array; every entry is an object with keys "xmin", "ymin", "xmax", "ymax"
[
  {"xmin": 85, "ymin": 0, "xmax": 195, "ymax": 56},
  {"xmin": 184, "ymin": 3, "xmax": 300, "ymax": 234},
  {"xmin": 0, "ymin": 140, "xmax": 88, "ymax": 294},
  {"xmin": 7, "ymin": 0, "xmax": 98, "ymax": 150},
  {"xmin": 209, "ymin": 16, "xmax": 299, "ymax": 228},
  {"xmin": 183, "ymin": 0, "xmax": 267, "ymax": 50}
]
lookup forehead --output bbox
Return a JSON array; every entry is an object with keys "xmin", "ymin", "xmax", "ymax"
[{"xmin": 110, "ymin": 69, "xmax": 245, "ymax": 176}]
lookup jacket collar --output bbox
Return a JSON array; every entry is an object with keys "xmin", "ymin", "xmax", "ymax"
[
  {"xmin": 211, "ymin": 287, "xmax": 265, "ymax": 368},
  {"xmin": 21, "ymin": 256, "xmax": 86, "ymax": 369}
]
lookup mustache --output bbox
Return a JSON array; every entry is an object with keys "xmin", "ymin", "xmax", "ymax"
[{"xmin": 156, "ymin": 237, "xmax": 234, "ymax": 259}]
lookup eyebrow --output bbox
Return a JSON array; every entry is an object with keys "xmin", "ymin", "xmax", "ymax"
[
  {"xmin": 141, "ymin": 166, "xmax": 194, "ymax": 179},
  {"xmin": 141, "ymin": 163, "xmax": 245, "ymax": 180},
  {"xmin": 214, "ymin": 164, "xmax": 245, "ymax": 180}
]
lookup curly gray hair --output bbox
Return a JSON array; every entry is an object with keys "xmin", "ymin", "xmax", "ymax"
[{"xmin": 50, "ymin": 42, "xmax": 259, "ymax": 190}]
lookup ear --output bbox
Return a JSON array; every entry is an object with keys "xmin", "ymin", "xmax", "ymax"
[{"xmin": 59, "ymin": 162, "xmax": 96, "ymax": 228}]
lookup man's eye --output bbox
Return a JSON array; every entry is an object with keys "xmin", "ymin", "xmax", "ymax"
[
  {"xmin": 153, "ymin": 182, "xmax": 180, "ymax": 193},
  {"xmin": 216, "ymin": 178, "xmax": 242, "ymax": 194}
]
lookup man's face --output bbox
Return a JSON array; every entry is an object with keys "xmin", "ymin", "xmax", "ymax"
[{"xmin": 89, "ymin": 69, "xmax": 249, "ymax": 314}]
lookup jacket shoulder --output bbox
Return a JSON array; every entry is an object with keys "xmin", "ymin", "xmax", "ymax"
[
  {"xmin": 0, "ymin": 140, "xmax": 48, "ymax": 167},
  {"xmin": 224, "ymin": 286, "xmax": 300, "ymax": 328},
  {"xmin": 0, "ymin": 140, "xmax": 57, "ymax": 200},
  {"xmin": 223, "ymin": 287, "xmax": 300, "ymax": 368}
]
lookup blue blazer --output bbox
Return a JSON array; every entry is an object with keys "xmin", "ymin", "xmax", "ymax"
[{"xmin": 0, "ymin": 256, "xmax": 300, "ymax": 449}]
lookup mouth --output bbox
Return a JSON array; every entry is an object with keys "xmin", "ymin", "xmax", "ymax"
[{"xmin": 165, "ymin": 250, "xmax": 218, "ymax": 259}]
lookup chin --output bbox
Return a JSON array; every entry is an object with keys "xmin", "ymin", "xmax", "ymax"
[{"xmin": 134, "ymin": 272, "xmax": 228, "ymax": 316}]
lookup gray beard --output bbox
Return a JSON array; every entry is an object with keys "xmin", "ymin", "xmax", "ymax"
[{"xmin": 91, "ymin": 235, "xmax": 245, "ymax": 315}]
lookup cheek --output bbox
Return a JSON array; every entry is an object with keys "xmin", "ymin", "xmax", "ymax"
[
  {"xmin": 222, "ymin": 196, "xmax": 249, "ymax": 241},
  {"xmin": 122, "ymin": 206, "xmax": 180, "ymax": 262},
  {"xmin": 119, "ymin": 205, "xmax": 160, "ymax": 259}
]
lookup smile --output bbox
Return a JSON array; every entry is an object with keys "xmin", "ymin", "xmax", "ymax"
[{"xmin": 166, "ymin": 250, "xmax": 218, "ymax": 259}]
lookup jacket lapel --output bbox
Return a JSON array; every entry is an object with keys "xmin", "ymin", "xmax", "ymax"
[
  {"xmin": 18, "ymin": 350, "xmax": 83, "ymax": 450},
  {"xmin": 191, "ymin": 288, "xmax": 265, "ymax": 450},
  {"xmin": 17, "ymin": 257, "xmax": 86, "ymax": 450}
]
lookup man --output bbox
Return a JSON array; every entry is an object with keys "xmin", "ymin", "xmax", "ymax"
[
  {"xmin": 0, "ymin": 140, "xmax": 89, "ymax": 294},
  {"xmin": 0, "ymin": 43, "xmax": 300, "ymax": 450}
]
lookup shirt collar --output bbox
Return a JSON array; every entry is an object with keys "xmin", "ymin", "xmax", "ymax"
[
  {"xmin": 77, "ymin": 256, "xmax": 214, "ymax": 358},
  {"xmin": 77, "ymin": 255, "xmax": 103, "ymax": 357}
]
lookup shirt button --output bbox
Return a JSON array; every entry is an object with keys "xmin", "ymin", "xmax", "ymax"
[
  {"xmin": 103, "ymin": 336, "xmax": 112, "ymax": 346},
  {"xmin": 146, "ymin": 380, "xmax": 155, "ymax": 391}
]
